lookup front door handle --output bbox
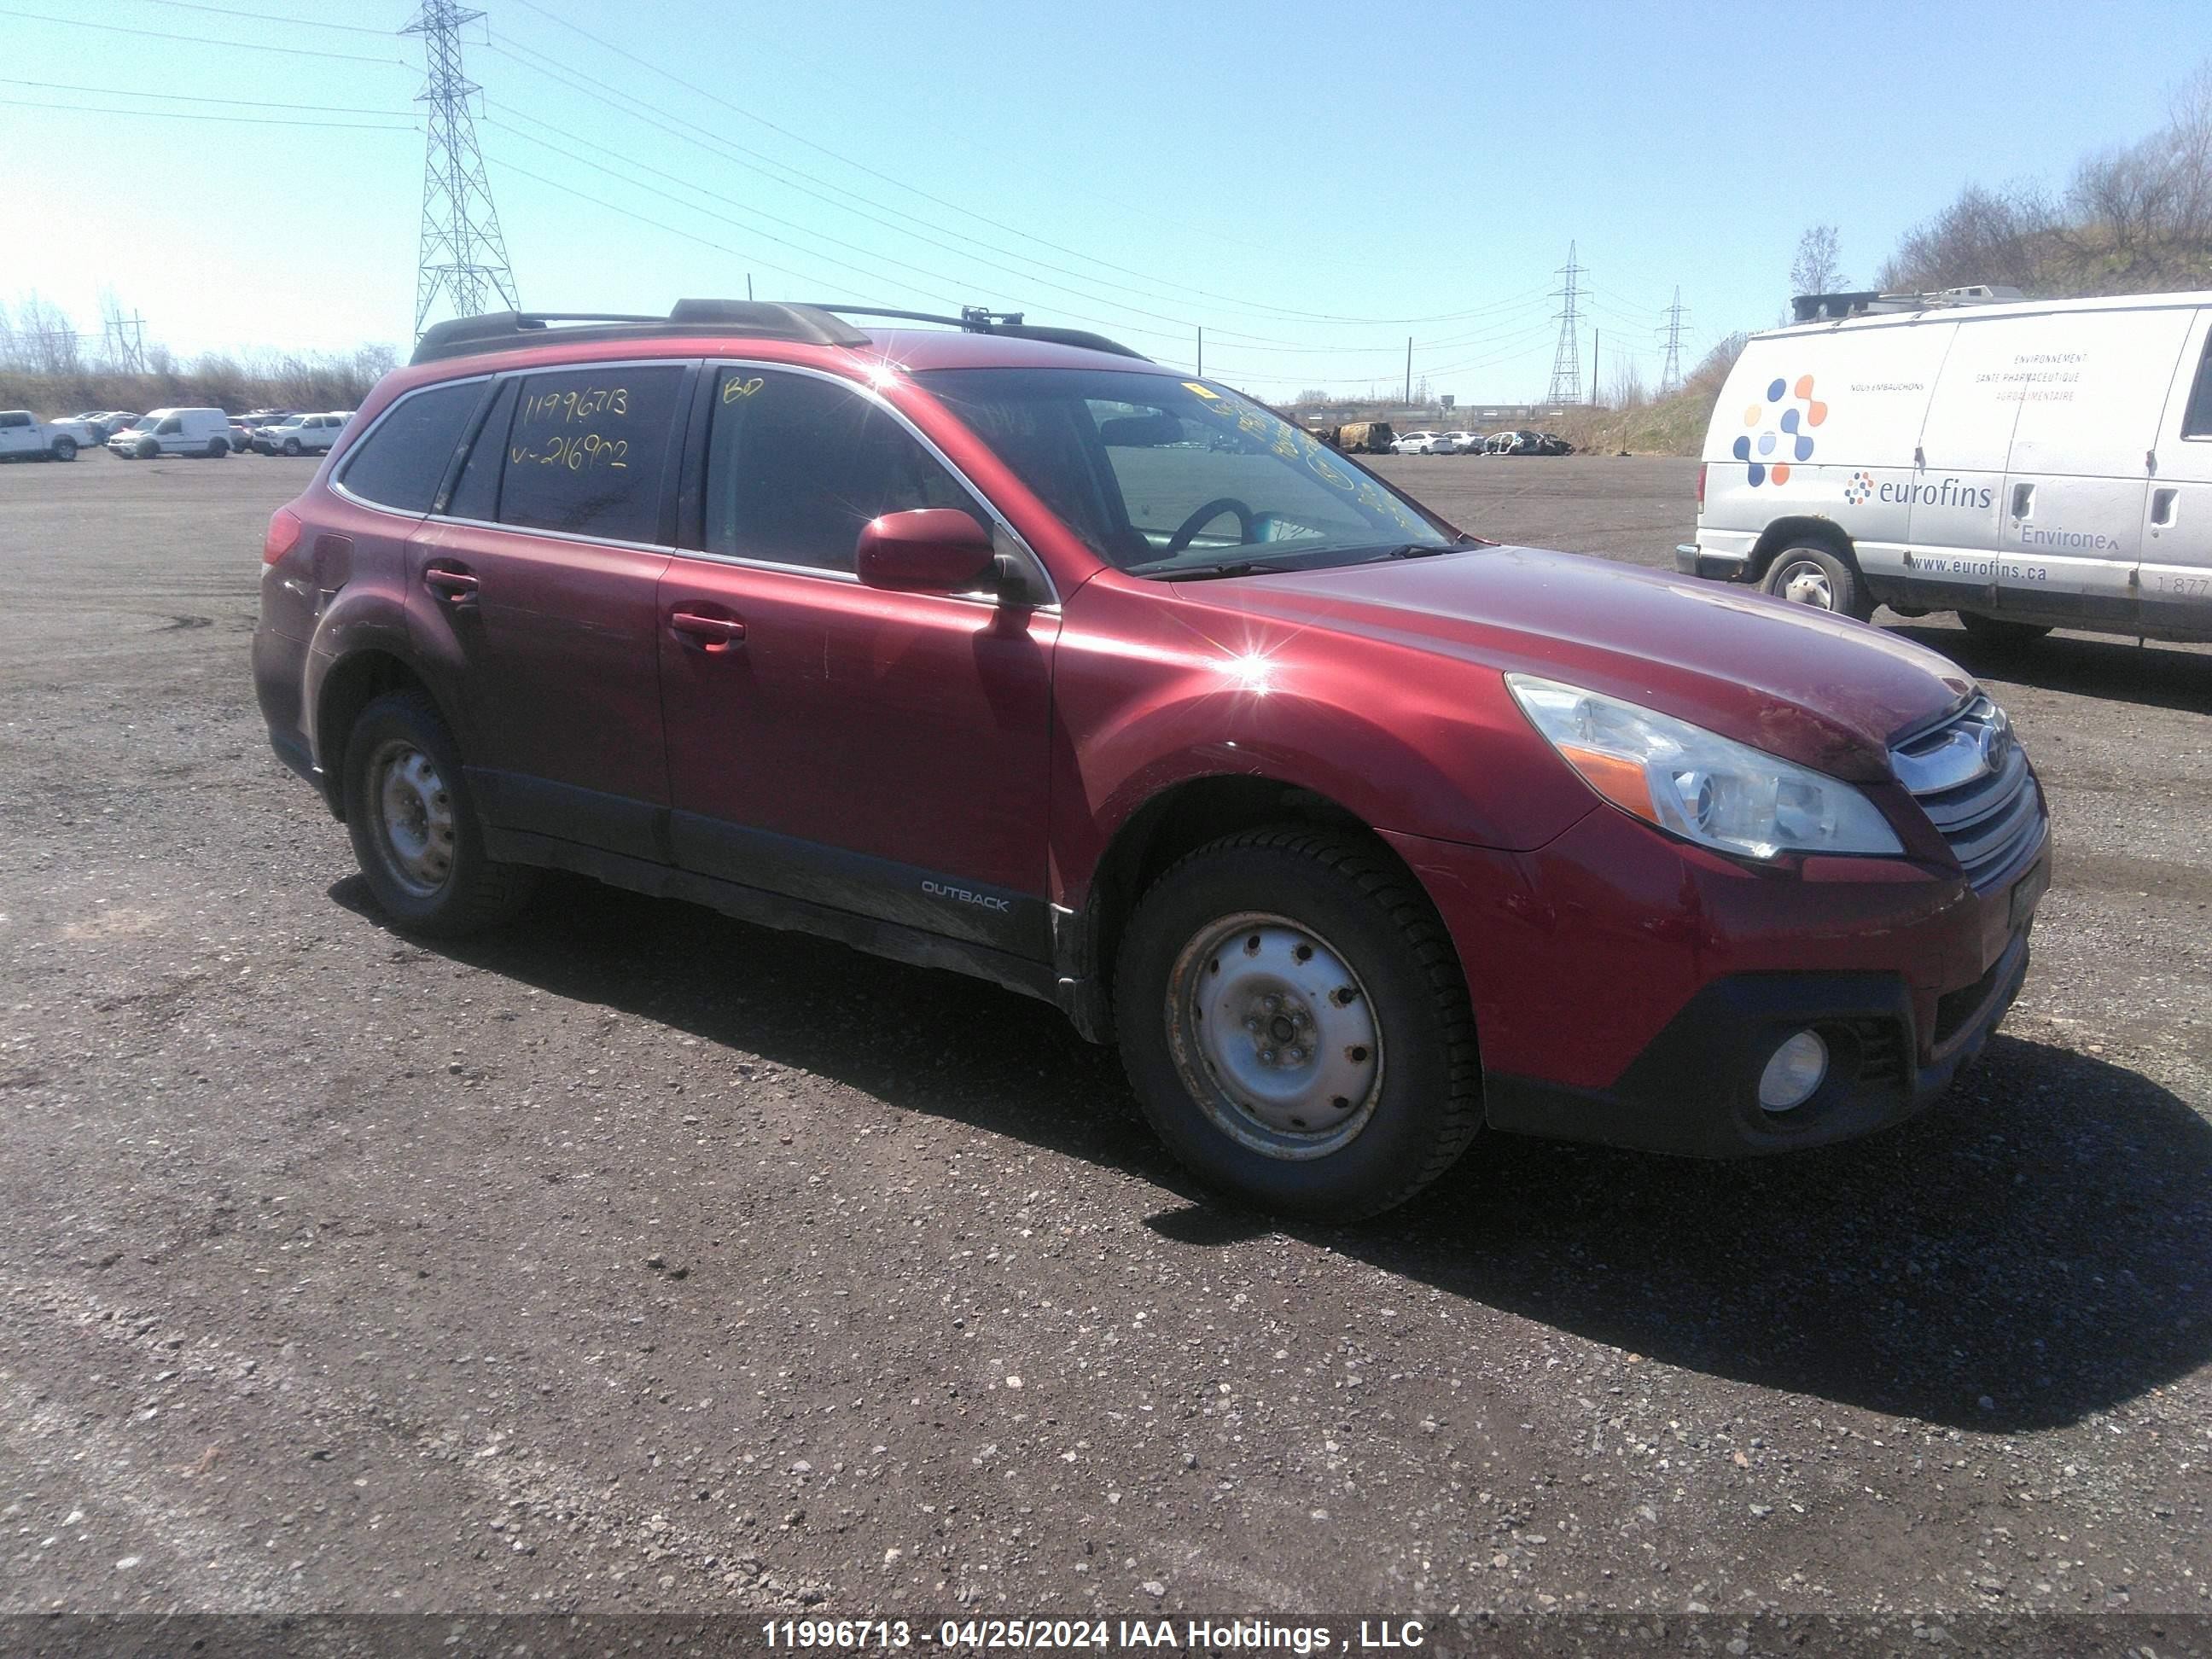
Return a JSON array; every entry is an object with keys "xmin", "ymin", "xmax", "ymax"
[
  {"xmin": 422, "ymin": 563, "xmax": 479, "ymax": 607},
  {"xmin": 669, "ymin": 608, "xmax": 747, "ymax": 650},
  {"xmin": 2010, "ymin": 481, "xmax": 2035, "ymax": 520}
]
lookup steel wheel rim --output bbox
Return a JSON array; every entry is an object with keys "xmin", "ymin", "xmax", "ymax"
[
  {"xmin": 368, "ymin": 739, "xmax": 457, "ymax": 898},
  {"xmin": 1166, "ymin": 911, "xmax": 1383, "ymax": 1160},
  {"xmin": 1776, "ymin": 558, "xmax": 1836, "ymax": 609}
]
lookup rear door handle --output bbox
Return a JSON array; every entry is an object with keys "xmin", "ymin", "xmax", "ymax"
[
  {"xmin": 2151, "ymin": 486, "xmax": 2179, "ymax": 528},
  {"xmin": 2010, "ymin": 481, "xmax": 2035, "ymax": 520},
  {"xmin": 669, "ymin": 608, "xmax": 747, "ymax": 649},
  {"xmin": 422, "ymin": 564, "xmax": 479, "ymax": 606}
]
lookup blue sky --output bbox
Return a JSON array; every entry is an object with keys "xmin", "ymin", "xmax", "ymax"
[{"xmin": 1, "ymin": 0, "xmax": 2203, "ymax": 403}]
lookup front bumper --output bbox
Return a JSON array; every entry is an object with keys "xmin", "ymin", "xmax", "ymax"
[{"xmin": 1384, "ymin": 806, "xmax": 2049, "ymax": 1157}]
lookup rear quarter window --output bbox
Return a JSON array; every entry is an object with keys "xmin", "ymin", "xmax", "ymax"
[{"xmin": 339, "ymin": 381, "xmax": 485, "ymax": 515}]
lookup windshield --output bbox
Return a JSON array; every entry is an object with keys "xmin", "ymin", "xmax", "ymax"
[
  {"xmin": 913, "ymin": 367, "xmax": 1455, "ymax": 576},
  {"xmin": 126, "ymin": 416, "xmax": 155, "ymax": 430}
]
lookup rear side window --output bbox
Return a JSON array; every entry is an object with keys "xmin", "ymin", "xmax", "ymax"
[
  {"xmin": 497, "ymin": 365, "xmax": 688, "ymax": 544},
  {"xmin": 340, "ymin": 381, "xmax": 482, "ymax": 514},
  {"xmin": 444, "ymin": 379, "xmax": 517, "ymax": 522},
  {"xmin": 701, "ymin": 367, "xmax": 978, "ymax": 571},
  {"xmin": 2183, "ymin": 331, "xmax": 2212, "ymax": 439}
]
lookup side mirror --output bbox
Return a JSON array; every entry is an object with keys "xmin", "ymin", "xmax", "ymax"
[{"xmin": 856, "ymin": 508, "xmax": 997, "ymax": 593}]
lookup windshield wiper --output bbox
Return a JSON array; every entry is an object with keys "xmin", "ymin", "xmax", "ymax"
[{"xmin": 1146, "ymin": 559, "xmax": 1295, "ymax": 582}]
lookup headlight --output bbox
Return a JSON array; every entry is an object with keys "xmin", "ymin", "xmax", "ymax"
[{"xmin": 1505, "ymin": 673, "xmax": 1902, "ymax": 860}]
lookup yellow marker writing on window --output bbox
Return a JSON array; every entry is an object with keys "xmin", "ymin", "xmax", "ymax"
[
  {"xmin": 1182, "ymin": 382, "xmax": 1220, "ymax": 399},
  {"xmin": 722, "ymin": 376, "xmax": 765, "ymax": 403}
]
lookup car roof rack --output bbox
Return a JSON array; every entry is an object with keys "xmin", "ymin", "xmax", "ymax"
[
  {"xmin": 807, "ymin": 305, "xmax": 1152, "ymax": 362},
  {"xmin": 410, "ymin": 300, "xmax": 873, "ymax": 364}
]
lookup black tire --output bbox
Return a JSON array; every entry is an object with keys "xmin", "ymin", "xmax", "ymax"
[
  {"xmin": 207, "ymin": 438, "xmax": 227, "ymax": 458},
  {"xmin": 282, "ymin": 437, "xmax": 302, "ymax": 457},
  {"xmin": 138, "ymin": 440, "xmax": 159, "ymax": 461},
  {"xmin": 1959, "ymin": 611, "xmax": 2052, "ymax": 649},
  {"xmin": 341, "ymin": 689, "xmax": 536, "ymax": 937},
  {"xmin": 50, "ymin": 437, "xmax": 76, "ymax": 462},
  {"xmin": 1113, "ymin": 826, "xmax": 1482, "ymax": 1221},
  {"xmin": 1761, "ymin": 540, "xmax": 1873, "ymax": 622}
]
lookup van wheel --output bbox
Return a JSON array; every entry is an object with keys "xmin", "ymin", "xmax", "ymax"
[
  {"xmin": 207, "ymin": 438, "xmax": 227, "ymax": 458},
  {"xmin": 1762, "ymin": 542, "xmax": 1872, "ymax": 622},
  {"xmin": 138, "ymin": 440, "xmax": 159, "ymax": 460},
  {"xmin": 342, "ymin": 690, "xmax": 537, "ymax": 938},
  {"xmin": 1959, "ymin": 612, "xmax": 2053, "ymax": 648},
  {"xmin": 49, "ymin": 437, "xmax": 76, "ymax": 462},
  {"xmin": 1114, "ymin": 826, "xmax": 1482, "ymax": 1222}
]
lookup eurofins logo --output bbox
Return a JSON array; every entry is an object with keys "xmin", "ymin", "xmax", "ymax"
[
  {"xmin": 1734, "ymin": 374, "xmax": 1827, "ymax": 486},
  {"xmin": 1843, "ymin": 469, "xmax": 1874, "ymax": 506}
]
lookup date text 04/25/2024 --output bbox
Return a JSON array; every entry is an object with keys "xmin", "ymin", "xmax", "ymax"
[{"xmin": 760, "ymin": 1617, "xmax": 1429, "ymax": 1651}]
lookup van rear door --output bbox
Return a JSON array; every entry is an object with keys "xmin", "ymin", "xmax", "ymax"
[
  {"xmin": 2139, "ymin": 306, "xmax": 2212, "ymax": 640},
  {"xmin": 2000, "ymin": 305, "xmax": 2192, "ymax": 630}
]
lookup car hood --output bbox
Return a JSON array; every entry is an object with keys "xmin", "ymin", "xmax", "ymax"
[{"xmin": 1196, "ymin": 545, "xmax": 1977, "ymax": 782}]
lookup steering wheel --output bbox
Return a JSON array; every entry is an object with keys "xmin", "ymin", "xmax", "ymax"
[{"xmin": 1165, "ymin": 497, "xmax": 1258, "ymax": 555}]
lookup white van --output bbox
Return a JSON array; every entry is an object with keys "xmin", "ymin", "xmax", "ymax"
[
  {"xmin": 108, "ymin": 407, "xmax": 234, "ymax": 460},
  {"xmin": 1677, "ymin": 288, "xmax": 2212, "ymax": 645}
]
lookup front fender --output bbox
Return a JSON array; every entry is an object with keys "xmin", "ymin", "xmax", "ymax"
[{"xmin": 1047, "ymin": 576, "xmax": 1597, "ymax": 906}]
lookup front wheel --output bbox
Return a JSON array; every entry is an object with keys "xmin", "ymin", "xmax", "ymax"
[
  {"xmin": 282, "ymin": 437, "xmax": 302, "ymax": 457},
  {"xmin": 1959, "ymin": 611, "xmax": 2053, "ymax": 649},
  {"xmin": 341, "ymin": 690, "xmax": 537, "ymax": 937},
  {"xmin": 1761, "ymin": 542, "xmax": 1873, "ymax": 622},
  {"xmin": 1114, "ymin": 827, "xmax": 1482, "ymax": 1221}
]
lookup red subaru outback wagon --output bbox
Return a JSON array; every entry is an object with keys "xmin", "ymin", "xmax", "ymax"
[{"xmin": 254, "ymin": 300, "xmax": 2048, "ymax": 1220}]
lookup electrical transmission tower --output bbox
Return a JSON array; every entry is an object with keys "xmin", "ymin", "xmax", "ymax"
[
  {"xmin": 1546, "ymin": 242, "xmax": 1585, "ymax": 405},
  {"xmin": 1660, "ymin": 287, "xmax": 1690, "ymax": 391},
  {"xmin": 404, "ymin": 0, "xmax": 518, "ymax": 337}
]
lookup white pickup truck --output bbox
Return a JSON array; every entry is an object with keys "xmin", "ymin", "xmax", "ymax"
[{"xmin": 0, "ymin": 410, "xmax": 82, "ymax": 462}]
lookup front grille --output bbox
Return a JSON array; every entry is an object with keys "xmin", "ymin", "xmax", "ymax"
[{"xmin": 1891, "ymin": 695, "xmax": 2043, "ymax": 888}]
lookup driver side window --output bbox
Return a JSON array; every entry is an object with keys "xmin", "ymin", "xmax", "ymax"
[{"xmin": 157, "ymin": 417, "xmax": 181, "ymax": 434}]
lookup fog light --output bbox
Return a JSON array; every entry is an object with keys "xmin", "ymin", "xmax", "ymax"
[{"xmin": 1758, "ymin": 1029, "xmax": 1828, "ymax": 1112}]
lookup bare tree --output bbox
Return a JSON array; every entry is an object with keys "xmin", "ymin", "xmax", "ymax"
[
  {"xmin": 1790, "ymin": 225, "xmax": 1847, "ymax": 300},
  {"xmin": 9, "ymin": 293, "xmax": 80, "ymax": 377},
  {"xmin": 1606, "ymin": 360, "xmax": 1650, "ymax": 410}
]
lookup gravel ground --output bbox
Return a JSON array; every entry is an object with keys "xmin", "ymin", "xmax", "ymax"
[{"xmin": 0, "ymin": 450, "xmax": 2206, "ymax": 1621}]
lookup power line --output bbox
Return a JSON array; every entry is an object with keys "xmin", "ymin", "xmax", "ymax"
[
  {"xmin": 125, "ymin": 0, "xmax": 406, "ymax": 36},
  {"xmin": 406, "ymin": 0, "xmax": 519, "ymax": 335},
  {"xmin": 0, "ymin": 76, "xmax": 409, "ymax": 116},
  {"xmin": 0, "ymin": 94, "xmax": 414, "ymax": 130},
  {"xmin": 498, "ymin": 0, "xmax": 1545, "ymax": 331},
  {"xmin": 1546, "ymin": 242, "xmax": 1585, "ymax": 405},
  {"xmin": 8, "ymin": 13, "xmax": 411, "ymax": 67}
]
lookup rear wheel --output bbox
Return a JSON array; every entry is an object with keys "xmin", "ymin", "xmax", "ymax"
[
  {"xmin": 1114, "ymin": 827, "xmax": 1481, "ymax": 1221},
  {"xmin": 1761, "ymin": 541, "xmax": 1872, "ymax": 622},
  {"xmin": 1959, "ymin": 611, "xmax": 2053, "ymax": 648},
  {"xmin": 49, "ymin": 436, "xmax": 76, "ymax": 462},
  {"xmin": 342, "ymin": 690, "xmax": 536, "ymax": 937},
  {"xmin": 207, "ymin": 438, "xmax": 227, "ymax": 458}
]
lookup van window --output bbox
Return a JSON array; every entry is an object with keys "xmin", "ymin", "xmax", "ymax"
[
  {"xmin": 2184, "ymin": 335, "xmax": 2212, "ymax": 439},
  {"xmin": 701, "ymin": 368, "xmax": 978, "ymax": 571},
  {"xmin": 157, "ymin": 417, "xmax": 181, "ymax": 434},
  {"xmin": 497, "ymin": 365, "xmax": 687, "ymax": 544},
  {"xmin": 339, "ymin": 381, "xmax": 482, "ymax": 514}
]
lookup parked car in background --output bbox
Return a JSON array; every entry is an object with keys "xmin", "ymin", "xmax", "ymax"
[
  {"xmin": 254, "ymin": 299, "xmax": 2049, "ymax": 1220},
  {"xmin": 108, "ymin": 407, "xmax": 232, "ymax": 459},
  {"xmin": 1442, "ymin": 429, "xmax": 1482, "ymax": 455},
  {"xmin": 1327, "ymin": 420, "xmax": 1395, "ymax": 454},
  {"xmin": 1392, "ymin": 430, "xmax": 1455, "ymax": 455},
  {"xmin": 256, "ymin": 411, "xmax": 349, "ymax": 457},
  {"xmin": 44, "ymin": 415, "xmax": 107, "ymax": 451},
  {"xmin": 1536, "ymin": 432, "xmax": 1575, "ymax": 456},
  {"xmin": 1484, "ymin": 430, "xmax": 1528, "ymax": 455},
  {"xmin": 0, "ymin": 410, "xmax": 82, "ymax": 461},
  {"xmin": 1680, "ymin": 287, "xmax": 2212, "ymax": 644},
  {"xmin": 97, "ymin": 411, "xmax": 141, "ymax": 440}
]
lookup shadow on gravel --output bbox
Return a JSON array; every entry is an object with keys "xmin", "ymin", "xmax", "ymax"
[
  {"xmin": 337, "ymin": 874, "xmax": 2211, "ymax": 1434},
  {"xmin": 1886, "ymin": 622, "xmax": 2212, "ymax": 715}
]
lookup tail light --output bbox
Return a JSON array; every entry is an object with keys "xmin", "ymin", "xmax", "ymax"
[
  {"xmin": 1696, "ymin": 463, "xmax": 1707, "ymax": 512},
  {"xmin": 263, "ymin": 506, "xmax": 303, "ymax": 565}
]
